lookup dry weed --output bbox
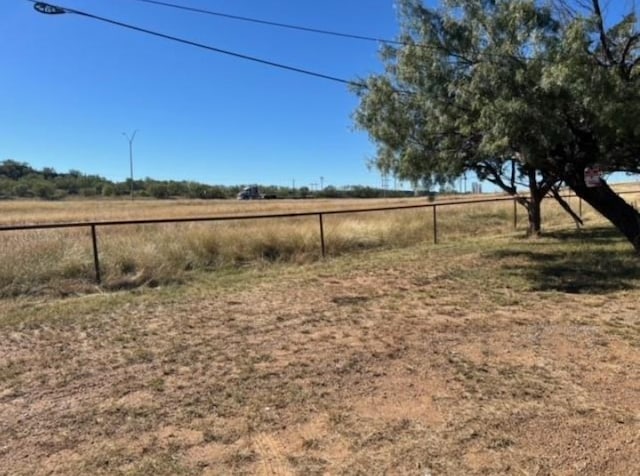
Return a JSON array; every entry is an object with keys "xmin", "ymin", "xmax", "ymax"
[
  {"xmin": 0, "ymin": 229, "xmax": 638, "ymax": 474},
  {"xmin": 0, "ymin": 188, "xmax": 638, "ymax": 297}
]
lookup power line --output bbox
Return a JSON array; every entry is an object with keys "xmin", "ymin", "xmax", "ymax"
[
  {"xmin": 130, "ymin": 0, "xmax": 406, "ymax": 47},
  {"xmin": 28, "ymin": 1, "xmax": 366, "ymax": 87},
  {"xmin": 28, "ymin": 0, "xmax": 547, "ymax": 95},
  {"xmin": 127, "ymin": 0, "xmax": 544, "ymax": 64}
]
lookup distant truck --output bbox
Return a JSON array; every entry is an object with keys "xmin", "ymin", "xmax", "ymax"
[
  {"xmin": 237, "ymin": 185, "xmax": 277, "ymax": 200},
  {"xmin": 237, "ymin": 185, "xmax": 262, "ymax": 200}
]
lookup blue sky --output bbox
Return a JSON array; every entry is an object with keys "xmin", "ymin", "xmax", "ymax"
[
  {"xmin": 2, "ymin": 0, "xmax": 409, "ymax": 188},
  {"xmin": 2, "ymin": 1, "xmax": 638, "ymax": 190}
]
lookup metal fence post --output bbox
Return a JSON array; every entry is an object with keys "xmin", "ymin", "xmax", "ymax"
[
  {"xmin": 433, "ymin": 205, "xmax": 438, "ymax": 244},
  {"xmin": 6, "ymin": 189, "xmax": 639, "ymax": 287},
  {"xmin": 579, "ymin": 197, "xmax": 583, "ymax": 218},
  {"xmin": 318, "ymin": 213, "xmax": 326, "ymax": 258},
  {"xmin": 90, "ymin": 224, "xmax": 101, "ymax": 284}
]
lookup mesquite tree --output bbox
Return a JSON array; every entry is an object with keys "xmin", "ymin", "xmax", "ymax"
[{"xmin": 354, "ymin": 0, "xmax": 640, "ymax": 244}]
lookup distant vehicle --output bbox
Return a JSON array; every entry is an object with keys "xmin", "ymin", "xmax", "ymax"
[{"xmin": 237, "ymin": 185, "xmax": 262, "ymax": 200}]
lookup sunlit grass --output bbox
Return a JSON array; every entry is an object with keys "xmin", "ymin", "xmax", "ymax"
[
  {"xmin": 1, "ymin": 224, "xmax": 638, "ymax": 474},
  {"xmin": 0, "ymin": 186, "xmax": 638, "ymax": 296}
]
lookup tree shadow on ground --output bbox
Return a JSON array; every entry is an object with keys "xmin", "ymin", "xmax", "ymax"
[
  {"xmin": 492, "ymin": 227, "xmax": 640, "ymax": 294},
  {"xmin": 544, "ymin": 227, "xmax": 626, "ymax": 244}
]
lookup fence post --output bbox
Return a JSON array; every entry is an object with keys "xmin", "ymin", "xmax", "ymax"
[
  {"xmin": 579, "ymin": 197, "xmax": 582, "ymax": 218},
  {"xmin": 513, "ymin": 198, "xmax": 517, "ymax": 230},
  {"xmin": 318, "ymin": 213, "xmax": 326, "ymax": 258},
  {"xmin": 433, "ymin": 205, "xmax": 438, "ymax": 244},
  {"xmin": 90, "ymin": 224, "xmax": 101, "ymax": 284}
]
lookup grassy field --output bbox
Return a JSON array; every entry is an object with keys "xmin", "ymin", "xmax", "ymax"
[
  {"xmin": 0, "ymin": 225, "xmax": 639, "ymax": 474},
  {"xmin": 2, "ymin": 186, "xmax": 638, "ymax": 297}
]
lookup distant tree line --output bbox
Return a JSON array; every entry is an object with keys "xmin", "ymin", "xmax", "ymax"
[{"xmin": 0, "ymin": 160, "xmax": 421, "ymax": 200}]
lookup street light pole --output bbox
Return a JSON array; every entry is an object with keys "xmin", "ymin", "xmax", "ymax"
[
  {"xmin": 35, "ymin": 3, "xmax": 139, "ymax": 199},
  {"xmin": 122, "ymin": 130, "xmax": 138, "ymax": 201}
]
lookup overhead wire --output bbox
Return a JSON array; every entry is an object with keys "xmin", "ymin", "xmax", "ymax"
[
  {"xmin": 27, "ymin": 1, "xmax": 556, "ymax": 144},
  {"xmin": 27, "ymin": 0, "xmax": 368, "ymax": 88},
  {"xmin": 27, "ymin": 0, "xmax": 540, "ymax": 92},
  {"xmin": 126, "ymin": 0, "xmax": 543, "ymax": 64},
  {"xmin": 129, "ymin": 0, "xmax": 406, "ymax": 47}
]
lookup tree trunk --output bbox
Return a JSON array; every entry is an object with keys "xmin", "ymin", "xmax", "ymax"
[
  {"xmin": 569, "ymin": 179, "xmax": 640, "ymax": 252},
  {"xmin": 526, "ymin": 195, "xmax": 542, "ymax": 236},
  {"xmin": 527, "ymin": 169, "xmax": 542, "ymax": 236}
]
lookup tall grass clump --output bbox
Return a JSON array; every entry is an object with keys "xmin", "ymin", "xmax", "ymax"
[
  {"xmin": 0, "ymin": 229, "xmax": 95, "ymax": 296},
  {"xmin": 1, "ymin": 188, "xmax": 638, "ymax": 296},
  {"xmin": 325, "ymin": 209, "xmax": 430, "ymax": 254}
]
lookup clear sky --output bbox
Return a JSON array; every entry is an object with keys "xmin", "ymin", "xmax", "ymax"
[
  {"xmin": 2, "ymin": 0, "xmax": 410, "ymax": 189},
  {"xmin": 2, "ymin": 1, "xmax": 638, "ymax": 190}
]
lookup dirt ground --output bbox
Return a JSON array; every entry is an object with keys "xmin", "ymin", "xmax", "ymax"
[{"xmin": 1, "ymin": 231, "xmax": 639, "ymax": 475}]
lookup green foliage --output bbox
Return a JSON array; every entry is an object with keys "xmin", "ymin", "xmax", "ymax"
[
  {"xmin": 0, "ymin": 160, "xmax": 413, "ymax": 201},
  {"xmin": 0, "ymin": 160, "xmax": 32, "ymax": 180},
  {"xmin": 33, "ymin": 181, "xmax": 56, "ymax": 200},
  {"xmin": 102, "ymin": 184, "xmax": 116, "ymax": 197},
  {"xmin": 353, "ymin": 0, "xmax": 562, "ymax": 187},
  {"xmin": 148, "ymin": 182, "xmax": 171, "ymax": 199},
  {"xmin": 12, "ymin": 182, "xmax": 30, "ymax": 198},
  {"xmin": 353, "ymin": 0, "xmax": 640, "ymax": 242}
]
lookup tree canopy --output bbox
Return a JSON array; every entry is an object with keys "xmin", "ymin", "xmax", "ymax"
[
  {"xmin": 354, "ymin": 0, "xmax": 640, "ymax": 247},
  {"xmin": 0, "ymin": 160, "xmax": 414, "ymax": 200}
]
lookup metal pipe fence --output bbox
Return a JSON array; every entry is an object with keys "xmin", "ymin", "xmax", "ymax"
[{"xmin": 0, "ymin": 190, "xmax": 637, "ymax": 284}]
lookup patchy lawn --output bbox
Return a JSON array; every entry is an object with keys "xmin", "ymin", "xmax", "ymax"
[{"xmin": 1, "ymin": 228, "xmax": 639, "ymax": 475}]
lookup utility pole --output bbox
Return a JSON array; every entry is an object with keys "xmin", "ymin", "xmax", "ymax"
[
  {"xmin": 36, "ymin": 4, "xmax": 140, "ymax": 201},
  {"xmin": 122, "ymin": 130, "xmax": 138, "ymax": 201},
  {"xmin": 320, "ymin": 176, "xmax": 324, "ymax": 190}
]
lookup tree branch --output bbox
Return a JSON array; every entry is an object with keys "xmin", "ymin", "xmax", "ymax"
[
  {"xmin": 539, "ymin": 177, "xmax": 556, "ymax": 197},
  {"xmin": 621, "ymin": 33, "xmax": 640, "ymax": 66},
  {"xmin": 592, "ymin": 0, "xmax": 615, "ymax": 64},
  {"xmin": 476, "ymin": 161, "xmax": 517, "ymax": 196},
  {"xmin": 551, "ymin": 185, "xmax": 584, "ymax": 228}
]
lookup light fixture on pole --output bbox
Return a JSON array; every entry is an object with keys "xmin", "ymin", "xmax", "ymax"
[
  {"xmin": 33, "ymin": 3, "xmax": 67, "ymax": 15},
  {"xmin": 122, "ymin": 130, "xmax": 138, "ymax": 201}
]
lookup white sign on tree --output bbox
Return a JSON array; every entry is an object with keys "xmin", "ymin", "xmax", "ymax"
[{"xmin": 584, "ymin": 167, "xmax": 603, "ymax": 188}]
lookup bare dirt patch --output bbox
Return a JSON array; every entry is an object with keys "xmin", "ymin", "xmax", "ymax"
[{"xmin": 1, "ymin": 232, "xmax": 639, "ymax": 475}]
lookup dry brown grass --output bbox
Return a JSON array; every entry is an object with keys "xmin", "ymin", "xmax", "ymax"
[
  {"xmin": 2, "ymin": 186, "xmax": 639, "ymax": 297},
  {"xmin": 0, "ymin": 196, "xmax": 429, "ymax": 225},
  {"xmin": 0, "ymin": 227, "xmax": 639, "ymax": 475}
]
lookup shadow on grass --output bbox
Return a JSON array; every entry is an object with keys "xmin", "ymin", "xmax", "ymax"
[
  {"xmin": 544, "ymin": 227, "xmax": 625, "ymax": 244},
  {"xmin": 492, "ymin": 227, "xmax": 640, "ymax": 294}
]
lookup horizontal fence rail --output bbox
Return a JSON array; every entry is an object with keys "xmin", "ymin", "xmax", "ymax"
[
  {"xmin": 0, "ymin": 195, "xmax": 527, "ymax": 231},
  {"xmin": 1, "ymin": 190, "xmax": 638, "ymax": 285}
]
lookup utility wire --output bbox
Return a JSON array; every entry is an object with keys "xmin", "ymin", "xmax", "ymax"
[
  {"xmin": 127, "ymin": 0, "xmax": 543, "ymax": 64},
  {"xmin": 130, "ymin": 0, "xmax": 405, "ymax": 47},
  {"xmin": 28, "ymin": 0, "xmax": 539, "ymax": 93},
  {"xmin": 28, "ymin": 0, "xmax": 367, "ymax": 88}
]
